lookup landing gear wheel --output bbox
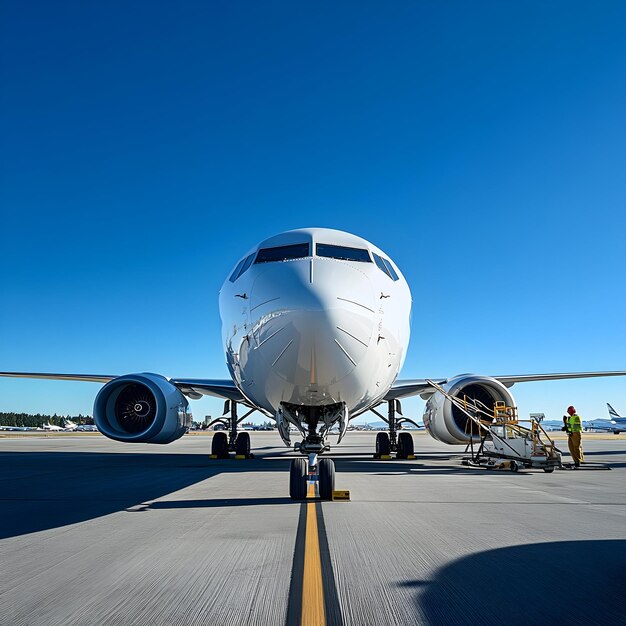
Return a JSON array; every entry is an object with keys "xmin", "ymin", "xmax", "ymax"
[
  {"xmin": 318, "ymin": 458, "xmax": 336, "ymax": 500},
  {"xmin": 289, "ymin": 458, "xmax": 308, "ymax": 500},
  {"xmin": 397, "ymin": 432, "xmax": 414, "ymax": 459},
  {"xmin": 376, "ymin": 432, "xmax": 391, "ymax": 458},
  {"xmin": 543, "ymin": 467, "xmax": 555, "ymax": 473},
  {"xmin": 235, "ymin": 432, "xmax": 251, "ymax": 457},
  {"xmin": 510, "ymin": 460, "xmax": 519, "ymax": 472},
  {"xmin": 211, "ymin": 432, "xmax": 229, "ymax": 458}
]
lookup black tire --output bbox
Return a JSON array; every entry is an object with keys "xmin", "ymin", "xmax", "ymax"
[
  {"xmin": 318, "ymin": 458, "xmax": 336, "ymax": 500},
  {"xmin": 397, "ymin": 432, "xmax": 414, "ymax": 459},
  {"xmin": 510, "ymin": 460, "xmax": 519, "ymax": 472},
  {"xmin": 543, "ymin": 467, "xmax": 555, "ymax": 473},
  {"xmin": 376, "ymin": 432, "xmax": 391, "ymax": 457},
  {"xmin": 235, "ymin": 432, "xmax": 251, "ymax": 457},
  {"xmin": 290, "ymin": 458, "xmax": 308, "ymax": 500},
  {"xmin": 211, "ymin": 432, "xmax": 229, "ymax": 458}
]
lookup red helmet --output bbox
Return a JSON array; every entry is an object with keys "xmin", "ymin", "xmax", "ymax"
[{"xmin": 567, "ymin": 406, "xmax": 576, "ymax": 415}]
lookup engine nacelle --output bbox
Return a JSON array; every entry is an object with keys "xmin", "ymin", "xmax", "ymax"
[
  {"xmin": 423, "ymin": 374, "xmax": 516, "ymax": 444},
  {"xmin": 94, "ymin": 373, "xmax": 191, "ymax": 444}
]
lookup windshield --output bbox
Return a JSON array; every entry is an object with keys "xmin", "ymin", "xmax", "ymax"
[
  {"xmin": 316, "ymin": 243, "xmax": 371, "ymax": 262},
  {"xmin": 255, "ymin": 243, "xmax": 310, "ymax": 264}
]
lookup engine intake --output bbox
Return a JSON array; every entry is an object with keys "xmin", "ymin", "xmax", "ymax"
[
  {"xmin": 94, "ymin": 373, "xmax": 191, "ymax": 443},
  {"xmin": 423, "ymin": 375, "xmax": 516, "ymax": 444}
]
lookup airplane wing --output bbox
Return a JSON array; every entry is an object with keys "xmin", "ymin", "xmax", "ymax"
[
  {"xmin": 168, "ymin": 378, "xmax": 245, "ymax": 401},
  {"xmin": 0, "ymin": 372, "xmax": 245, "ymax": 402},
  {"xmin": 385, "ymin": 370, "xmax": 626, "ymax": 401},
  {"xmin": 384, "ymin": 378, "xmax": 448, "ymax": 400}
]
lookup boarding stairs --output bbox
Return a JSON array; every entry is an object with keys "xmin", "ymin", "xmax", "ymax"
[{"xmin": 425, "ymin": 380, "xmax": 562, "ymax": 472}]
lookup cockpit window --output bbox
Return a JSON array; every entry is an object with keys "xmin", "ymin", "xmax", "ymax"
[
  {"xmin": 229, "ymin": 253, "xmax": 255, "ymax": 282},
  {"xmin": 382, "ymin": 257, "xmax": 399, "ymax": 281},
  {"xmin": 373, "ymin": 252, "xmax": 399, "ymax": 281},
  {"xmin": 373, "ymin": 253, "xmax": 389, "ymax": 275},
  {"xmin": 316, "ymin": 243, "xmax": 371, "ymax": 263},
  {"xmin": 237, "ymin": 253, "xmax": 255, "ymax": 277},
  {"xmin": 229, "ymin": 257, "xmax": 247, "ymax": 283},
  {"xmin": 254, "ymin": 243, "xmax": 310, "ymax": 264}
]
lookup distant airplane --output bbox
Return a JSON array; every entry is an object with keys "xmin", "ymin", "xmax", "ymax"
[
  {"xmin": 537, "ymin": 421, "xmax": 566, "ymax": 432},
  {"xmin": 584, "ymin": 403, "xmax": 626, "ymax": 434},
  {"xmin": 2, "ymin": 228, "xmax": 626, "ymax": 499},
  {"xmin": 42, "ymin": 423, "xmax": 63, "ymax": 431}
]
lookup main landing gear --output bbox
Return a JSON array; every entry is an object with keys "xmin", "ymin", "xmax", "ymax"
[
  {"xmin": 371, "ymin": 399, "xmax": 417, "ymax": 460},
  {"xmin": 208, "ymin": 400, "xmax": 255, "ymax": 459},
  {"xmin": 289, "ymin": 454, "xmax": 336, "ymax": 500}
]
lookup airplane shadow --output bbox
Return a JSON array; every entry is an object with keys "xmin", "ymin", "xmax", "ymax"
[
  {"xmin": 402, "ymin": 540, "xmax": 626, "ymax": 624},
  {"xmin": 2, "ymin": 444, "xmax": 624, "ymax": 540},
  {"xmin": 0, "ymin": 447, "xmax": 489, "ymax": 539},
  {"xmin": 147, "ymin": 497, "xmax": 293, "ymax": 509},
  {"xmin": 334, "ymin": 458, "xmax": 534, "ymax": 477},
  {"xmin": 0, "ymin": 450, "xmax": 294, "ymax": 540},
  {"xmin": 583, "ymin": 449, "xmax": 626, "ymax": 456}
]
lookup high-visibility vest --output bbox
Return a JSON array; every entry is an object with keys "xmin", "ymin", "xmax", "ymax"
[{"xmin": 568, "ymin": 414, "xmax": 582, "ymax": 433}]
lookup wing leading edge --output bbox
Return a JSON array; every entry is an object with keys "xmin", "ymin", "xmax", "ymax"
[
  {"xmin": 386, "ymin": 370, "xmax": 626, "ymax": 401},
  {"xmin": 2, "ymin": 370, "xmax": 625, "ymax": 405},
  {"xmin": 0, "ymin": 372, "xmax": 245, "ymax": 403}
]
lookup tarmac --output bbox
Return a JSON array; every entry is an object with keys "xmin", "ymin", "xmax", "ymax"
[{"xmin": 1, "ymin": 431, "xmax": 625, "ymax": 625}]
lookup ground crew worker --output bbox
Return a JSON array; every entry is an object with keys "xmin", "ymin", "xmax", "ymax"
[{"xmin": 565, "ymin": 405, "xmax": 584, "ymax": 467}]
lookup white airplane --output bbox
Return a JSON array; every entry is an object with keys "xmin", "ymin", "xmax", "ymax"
[
  {"xmin": 42, "ymin": 423, "xmax": 64, "ymax": 431},
  {"xmin": 2, "ymin": 228, "xmax": 626, "ymax": 499},
  {"xmin": 584, "ymin": 403, "xmax": 626, "ymax": 434},
  {"xmin": 537, "ymin": 421, "xmax": 566, "ymax": 432},
  {"xmin": 42, "ymin": 420, "xmax": 77, "ymax": 431}
]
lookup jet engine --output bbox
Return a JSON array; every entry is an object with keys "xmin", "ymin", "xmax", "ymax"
[
  {"xmin": 423, "ymin": 375, "xmax": 516, "ymax": 444},
  {"xmin": 94, "ymin": 373, "xmax": 191, "ymax": 443}
]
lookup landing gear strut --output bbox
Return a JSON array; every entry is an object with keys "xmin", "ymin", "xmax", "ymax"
[
  {"xmin": 277, "ymin": 402, "xmax": 346, "ymax": 454},
  {"xmin": 370, "ymin": 399, "xmax": 418, "ymax": 459}
]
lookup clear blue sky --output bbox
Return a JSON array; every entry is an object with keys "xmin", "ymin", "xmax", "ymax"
[{"xmin": 1, "ymin": 1, "xmax": 625, "ymax": 424}]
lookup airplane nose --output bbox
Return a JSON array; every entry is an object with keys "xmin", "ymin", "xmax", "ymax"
[{"xmin": 249, "ymin": 259, "xmax": 376, "ymax": 387}]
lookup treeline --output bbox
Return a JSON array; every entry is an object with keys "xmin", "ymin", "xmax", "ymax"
[{"xmin": 0, "ymin": 412, "xmax": 94, "ymax": 428}]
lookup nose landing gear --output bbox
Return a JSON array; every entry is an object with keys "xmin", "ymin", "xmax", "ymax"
[
  {"xmin": 277, "ymin": 402, "xmax": 347, "ymax": 500},
  {"xmin": 318, "ymin": 458, "xmax": 336, "ymax": 500},
  {"xmin": 289, "ymin": 457, "xmax": 308, "ymax": 500},
  {"xmin": 289, "ymin": 456, "xmax": 336, "ymax": 500}
]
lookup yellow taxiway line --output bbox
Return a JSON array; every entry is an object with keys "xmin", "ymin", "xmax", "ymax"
[{"xmin": 302, "ymin": 482, "xmax": 325, "ymax": 626}]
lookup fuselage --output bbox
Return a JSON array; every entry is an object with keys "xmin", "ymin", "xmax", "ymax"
[{"xmin": 219, "ymin": 228, "xmax": 412, "ymax": 418}]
